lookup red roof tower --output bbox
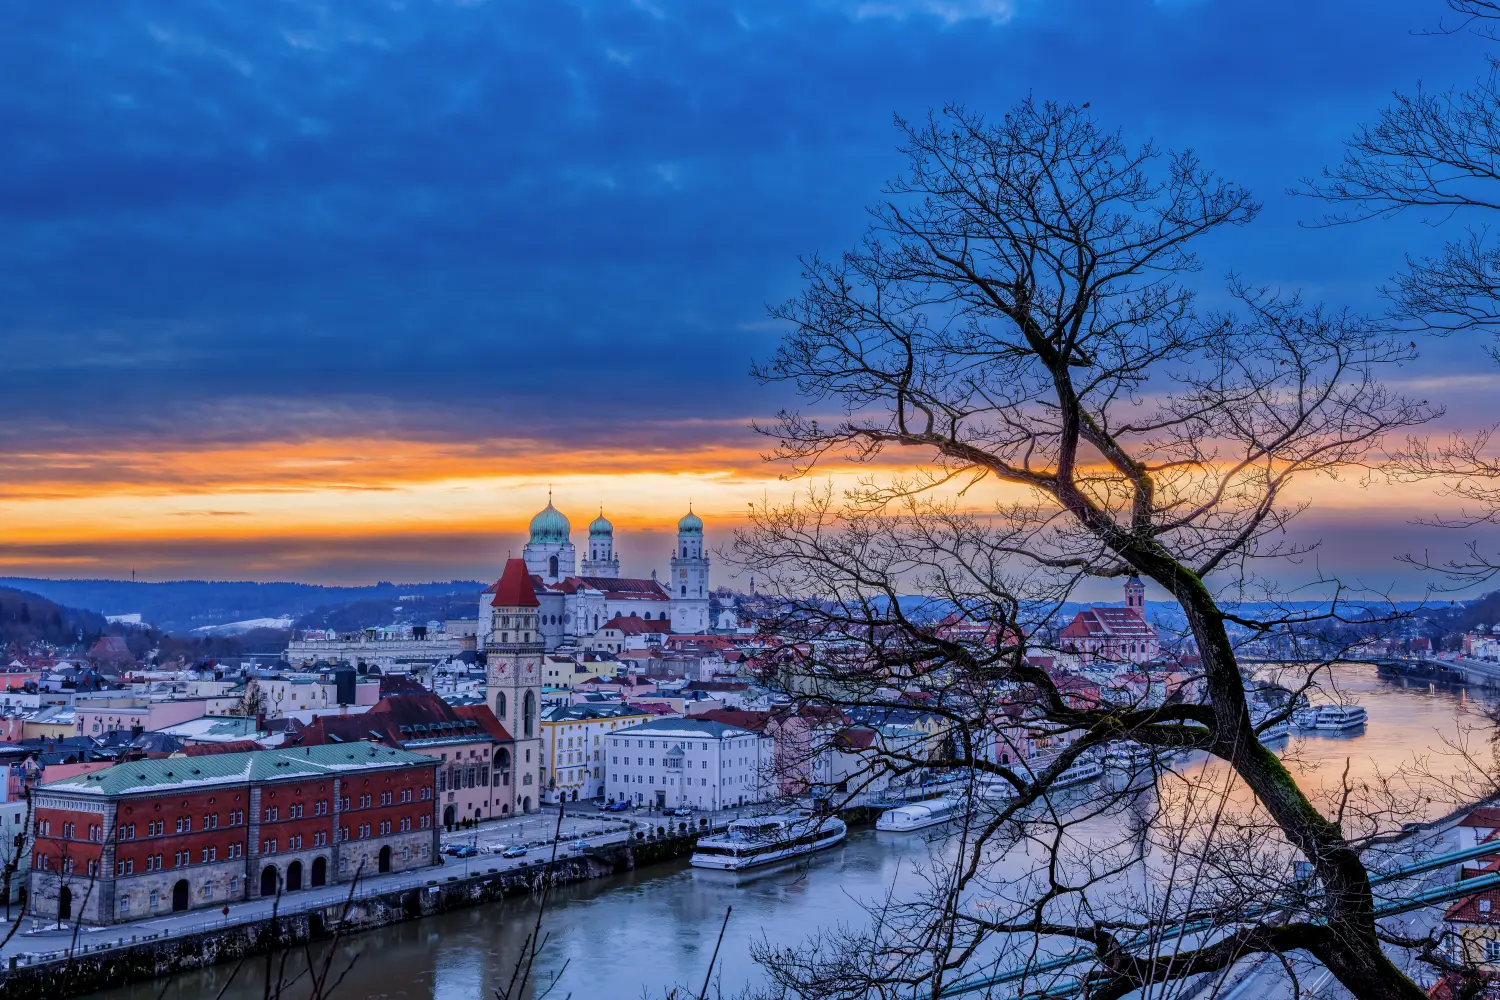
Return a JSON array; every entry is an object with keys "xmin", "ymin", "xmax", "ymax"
[{"xmin": 491, "ymin": 557, "xmax": 540, "ymax": 608}]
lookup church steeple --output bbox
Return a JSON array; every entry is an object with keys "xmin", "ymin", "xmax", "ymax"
[{"xmin": 1125, "ymin": 575, "xmax": 1145, "ymax": 612}]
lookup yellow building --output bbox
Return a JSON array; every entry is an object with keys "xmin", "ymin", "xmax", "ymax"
[{"xmin": 540, "ymin": 703, "xmax": 654, "ymax": 803}]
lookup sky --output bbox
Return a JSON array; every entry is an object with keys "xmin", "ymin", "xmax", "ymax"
[{"xmin": 4, "ymin": 0, "xmax": 1500, "ymax": 593}]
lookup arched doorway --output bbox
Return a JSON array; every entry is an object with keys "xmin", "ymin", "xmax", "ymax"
[
  {"xmin": 172, "ymin": 879, "xmax": 189, "ymax": 912},
  {"xmin": 286, "ymin": 860, "xmax": 303, "ymax": 892},
  {"xmin": 522, "ymin": 795, "xmax": 532, "ymax": 812},
  {"xmin": 474, "ymin": 807, "xmax": 483, "ymax": 822},
  {"xmin": 570, "ymin": 788, "xmax": 578, "ymax": 801},
  {"xmin": 378, "ymin": 846, "xmax": 392, "ymax": 874},
  {"xmin": 58, "ymin": 886, "xmax": 71, "ymax": 921},
  {"xmin": 443, "ymin": 804, "xmax": 455, "ymax": 828},
  {"xmin": 311, "ymin": 856, "xmax": 327, "ymax": 887},
  {"xmin": 260, "ymin": 865, "xmax": 278, "ymax": 897}
]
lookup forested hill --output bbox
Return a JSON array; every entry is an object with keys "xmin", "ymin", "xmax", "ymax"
[
  {"xmin": 0, "ymin": 586, "xmax": 113, "ymax": 652},
  {"xmin": 0, "ymin": 579, "xmax": 485, "ymax": 633}
]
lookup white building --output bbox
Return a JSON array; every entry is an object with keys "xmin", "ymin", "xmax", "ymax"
[
  {"xmin": 540, "ymin": 703, "xmax": 654, "ymax": 803},
  {"xmin": 605, "ymin": 718, "xmax": 771, "ymax": 810},
  {"xmin": 480, "ymin": 499, "xmax": 716, "ymax": 651}
]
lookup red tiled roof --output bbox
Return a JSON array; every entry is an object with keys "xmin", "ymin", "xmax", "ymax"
[
  {"xmin": 177, "ymin": 740, "xmax": 263, "ymax": 756},
  {"xmin": 491, "ymin": 558, "xmax": 540, "ymax": 608},
  {"xmin": 1445, "ymin": 886, "xmax": 1500, "ymax": 923},
  {"xmin": 1059, "ymin": 606, "xmax": 1156, "ymax": 640},
  {"xmin": 601, "ymin": 616, "xmax": 673, "ymax": 635},
  {"xmin": 547, "ymin": 577, "xmax": 671, "ymax": 601},
  {"xmin": 1460, "ymin": 807, "xmax": 1500, "ymax": 829},
  {"xmin": 836, "ymin": 727, "xmax": 877, "ymax": 750},
  {"xmin": 693, "ymin": 709, "xmax": 772, "ymax": 731},
  {"xmin": 451, "ymin": 703, "xmax": 513, "ymax": 742}
]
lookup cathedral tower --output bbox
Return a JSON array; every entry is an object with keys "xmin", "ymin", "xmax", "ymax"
[
  {"xmin": 523, "ymin": 493, "xmax": 575, "ymax": 585},
  {"xmin": 668, "ymin": 507, "xmax": 711, "ymax": 634},
  {"xmin": 580, "ymin": 509, "xmax": 620, "ymax": 577},
  {"xmin": 1125, "ymin": 575, "xmax": 1145, "ymax": 612},
  {"xmin": 485, "ymin": 557, "xmax": 544, "ymax": 814}
]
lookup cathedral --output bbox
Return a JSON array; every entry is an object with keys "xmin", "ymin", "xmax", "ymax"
[{"xmin": 479, "ymin": 497, "xmax": 712, "ymax": 653}]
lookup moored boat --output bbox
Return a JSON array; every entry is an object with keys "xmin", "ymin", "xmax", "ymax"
[
  {"xmin": 876, "ymin": 796, "xmax": 965, "ymax": 832},
  {"xmin": 690, "ymin": 810, "xmax": 847, "ymax": 870},
  {"xmin": 1292, "ymin": 704, "xmax": 1367, "ymax": 731}
]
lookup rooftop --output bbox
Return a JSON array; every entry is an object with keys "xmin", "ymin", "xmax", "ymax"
[{"xmin": 41, "ymin": 743, "xmax": 434, "ymax": 796}]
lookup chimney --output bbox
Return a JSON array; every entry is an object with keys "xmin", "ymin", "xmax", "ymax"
[{"xmin": 255, "ymin": 712, "xmax": 266, "ymax": 732}]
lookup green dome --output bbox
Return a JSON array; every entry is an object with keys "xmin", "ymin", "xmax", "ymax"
[
  {"xmin": 589, "ymin": 512, "xmax": 614, "ymax": 537},
  {"xmin": 677, "ymin": 510, "xmax": 703, "ymax": 535},
  {"xmin": 528, "ymin": 502, "xmax": 571, "ymax": 543}
]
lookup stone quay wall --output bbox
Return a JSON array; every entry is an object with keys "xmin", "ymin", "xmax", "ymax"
[{"xmin": 0, "ymin": 804, "xmax": 881, "ymax": 1000}]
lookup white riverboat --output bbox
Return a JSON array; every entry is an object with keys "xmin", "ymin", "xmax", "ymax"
[
  {"xmin": 980, "ymin": 756, "xmax": 1104, "ymax": 799},
  {"xmin": 690, "ymin": 810, "xmax": 847, "ymax": 871},
  {"xmin": 1103, "ymin": 741, "xmax": 1174, "ymax": 770},
  {"xmin": 1292, "ymin": 704, "xmax": 1367, "ymax": 731},
  {"xmin": 1257, "ymin": 718, "xmax": 1291, "ymax": 743},
  {"xmin": 876, "ymin": 796, "xmax": 965, "ymax": 832}
]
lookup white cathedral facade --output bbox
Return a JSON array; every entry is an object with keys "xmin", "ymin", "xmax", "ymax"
[{"xmin": 479, "ymin": 498, "xmax": 712, "ymax": 651}]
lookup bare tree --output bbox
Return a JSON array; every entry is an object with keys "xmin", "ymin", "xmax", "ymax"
[
  {"xmin": 732, "ymin": 98, "xmax": 1442, "ymax": 1000},
  {"xmin": 1301, "ymin": 2, "xmax": 1500, "ymax": 582}
]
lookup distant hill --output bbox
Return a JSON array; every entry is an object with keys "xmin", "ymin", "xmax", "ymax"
[
  {"xmin": 294, "ymin": 593, "xmax": 481, "ymax": 633},
  {"xmin": 0, "ymin": 586, "xmax": 140, "ymax": 656},
  {"xmin": 0, "ymin": 578, "xmax": 485, "ymax": 634}
]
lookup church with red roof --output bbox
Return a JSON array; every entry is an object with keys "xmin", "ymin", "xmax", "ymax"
[{"xmin": 1057, "ymin": 577, "xmax": 1161, "ymax": 666}]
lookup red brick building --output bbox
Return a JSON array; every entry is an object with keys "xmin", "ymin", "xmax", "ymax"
[{"xmin": 29, "ymin": 744, "xmax": 438, "ymax": 925}]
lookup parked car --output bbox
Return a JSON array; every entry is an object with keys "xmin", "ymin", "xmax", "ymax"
[
  {"xmin": 449, "ymin": 844, "xmax": 479, "ymax": 858},
  {"xmin": 601, "ymin": 800, "xmax": 632, "ymax": 812},
  {"xmin": 669, "ymin": 807, "xmax": 695, "ymax": 817},
  {"xmin": 568, "ymin": 839, "xmax": 591, "ymax": 851},
  {"xmin": 501, "ymin": 844, "xmax": 529, "ymax": 859}
]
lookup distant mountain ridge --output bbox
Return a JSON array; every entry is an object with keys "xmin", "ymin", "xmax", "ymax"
[{"xmin": 0, "ymin": 578, "xmax": 486, "ymax": 634}]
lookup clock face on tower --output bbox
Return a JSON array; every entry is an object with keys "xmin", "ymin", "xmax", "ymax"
[{"xmin": 523, "ymin": 661, "xmax": 536, "ymax": 678}]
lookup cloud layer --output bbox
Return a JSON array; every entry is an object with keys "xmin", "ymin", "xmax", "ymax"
[{"xmin": 1, "ymin": 0, "xmax": 1497, "ymax": 587}]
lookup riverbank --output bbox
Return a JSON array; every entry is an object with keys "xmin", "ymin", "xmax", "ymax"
[
  {"xmin": 1, "ymin": 805, "xmax": 882, "ymax": 1000},
  {"xmin": 0, "ymin": 833, "xmax": 692, "ymax": 1000}
]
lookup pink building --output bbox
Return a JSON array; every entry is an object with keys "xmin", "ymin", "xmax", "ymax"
[{"xmin": 74, "ymin": 698, "xmax": 212, "ymax": 738}]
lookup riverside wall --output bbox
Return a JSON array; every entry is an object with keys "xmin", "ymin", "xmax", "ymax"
[{"xmin": 0, "ymin": 805, "xmax": 881, "ymax": 1000}]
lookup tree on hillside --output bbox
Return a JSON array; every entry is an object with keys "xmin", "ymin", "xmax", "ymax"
[{"xmin": 733, "ymin": 99, "xmax": 1447, "ymax": 1000}]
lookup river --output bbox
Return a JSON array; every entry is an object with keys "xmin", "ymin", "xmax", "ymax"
[{"xmin": 84, "ymin": 664, "xmax": 1494, "ymax": 1000}]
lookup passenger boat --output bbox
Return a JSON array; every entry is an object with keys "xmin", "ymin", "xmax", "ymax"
[
  {"xmin": 1103, "ymin": 742, "xmax": 1170, "ymax": 770},
  {"xmin": 1292, "ymin": 704, "xmax": 1367, "ymax": 731},
  {"xmin": 1257, "ymin": 718, "xmax": 1291, "ymax": 743},
  {"xmin": 689, "ymin": 810, "xmax": 847, "ymax": 870},
  {"xmin": 876, "ymin": 796, "xmax": 965, "ymax": 832},
  {"xmin": 1250, "ymin": 707, "xmax": 1291, "ymax": 743},
  {"xmin": 980, "ymin": 756, "xmax": 1104, "ymax": 799}
]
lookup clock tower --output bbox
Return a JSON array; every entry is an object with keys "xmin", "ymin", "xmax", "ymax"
[{"xmin": 485, "ymin": 557, "xmax": 544, "ymax": 814}]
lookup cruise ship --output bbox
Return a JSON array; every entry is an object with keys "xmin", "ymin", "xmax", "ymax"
[
  {"xmin": 876, "ymin": 796, "xmax": 965, "ymax": 832},
  {"xmin": 689, "ymin": 811, "xmax": 848, "ymax": 871},
  {"xmin": 1292, "ymin": 704, "xmax": 1367, "ymax": 731}
]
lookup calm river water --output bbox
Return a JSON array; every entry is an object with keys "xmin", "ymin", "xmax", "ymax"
[{"xmin": 85, "ymin": 665, "xmax": 1492, "ymax": 1000}]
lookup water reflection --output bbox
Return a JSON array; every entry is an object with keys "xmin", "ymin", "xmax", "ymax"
[{"xmin": 83, "ymin": 665, "xmax": 1495, "ymax": 1000}]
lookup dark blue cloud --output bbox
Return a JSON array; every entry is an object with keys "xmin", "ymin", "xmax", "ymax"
[{"xmin": 0, "ymin": 0, "xmax": 1492, "ymax": 449}]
